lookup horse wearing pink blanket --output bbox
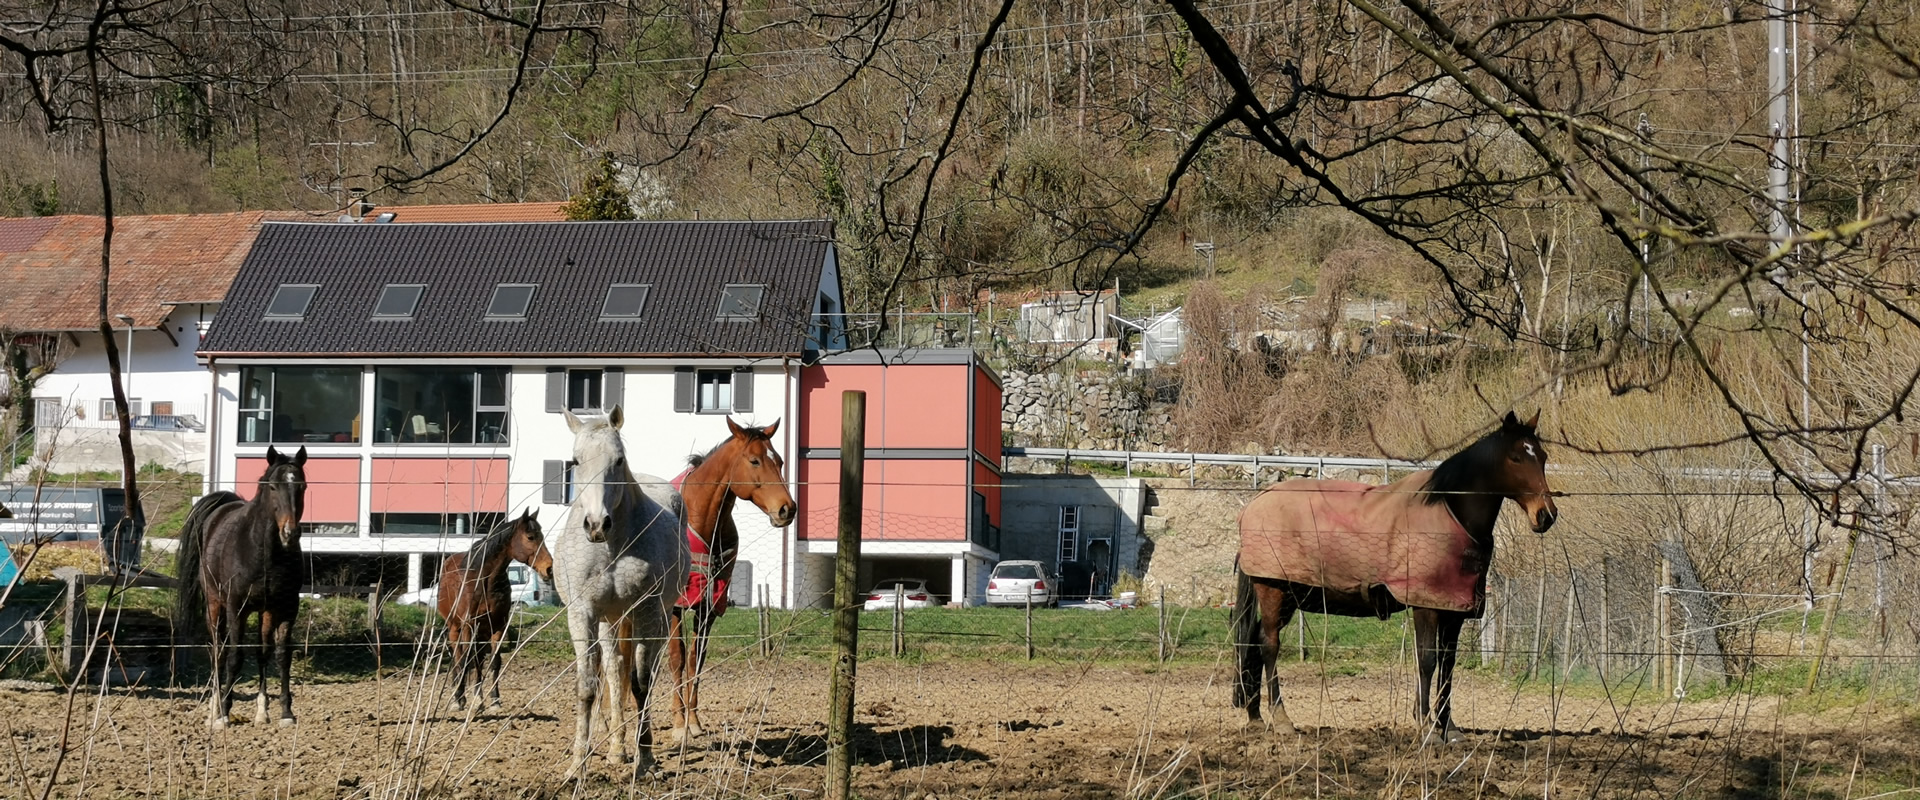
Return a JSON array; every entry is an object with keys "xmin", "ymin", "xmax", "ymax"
[{"xmin": 1232, "ymin": 411, "xmax": 1559, "ymax": 742}]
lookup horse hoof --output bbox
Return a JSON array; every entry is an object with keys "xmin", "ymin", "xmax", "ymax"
[
  {"xmin": 486, "ymin": 701, "xmax": 503, "ymax": 713},
  {"xmin": 278, "ymin": 716, "xmax": 297, "ymax": 728},
  {"xmin": 208, "ymin": 717, "xmax": 229, "ymax": 731},
  {"xmin": 670, "ymin": 727, "xmax": 689, "ymax": 745},
  {"xmin": 604, "ymin": 750, "xmax": 631, "ymax": 766},
  {"xmin": 687, "ymin": 721, "xmax": 705, "ymax": 738},
  {"xmin": 634, "ymin": 756, "xmax": 662, "ymax": 781}
]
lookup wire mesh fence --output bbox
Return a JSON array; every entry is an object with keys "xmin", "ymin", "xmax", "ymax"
[{"xmin": 3, "ymin": 467, "xmax": 1919, "ymax": 798}]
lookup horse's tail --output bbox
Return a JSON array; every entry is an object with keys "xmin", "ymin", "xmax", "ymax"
[
  {"xmin": 172, "ymin": 491, "xmax": 241, "ymax": 640},
  {"xmin": 1231, "ymin": 559, "xmax": 1261, "ymax": 712}
]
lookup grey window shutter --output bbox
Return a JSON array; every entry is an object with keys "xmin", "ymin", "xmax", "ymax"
[
  {"xmin": 602, "ymin": 367, "xmax": 625, "ymax": 412},
  {"xmin": 673, "ymin": 367, "xmax": 695, "ymax": 413},
  {"xmin": 731, "ymin": 367, "xmax": 753, "ymax": 413},
  {"xmin": 545, "ymin": 367, "xmax": 565, "ymax": 413},
  {"xmin": 542, "ymin": 460, "xmax": 566, "ymax": 504}
]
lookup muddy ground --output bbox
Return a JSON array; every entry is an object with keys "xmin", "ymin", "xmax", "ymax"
[{"xmin": 3, "ymin": 656, "xmax": 1916, "ymax": 799}]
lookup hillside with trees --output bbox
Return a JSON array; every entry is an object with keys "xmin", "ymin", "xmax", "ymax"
[{"xmin": 5, "ymin": 0, "xmax": 1920, "ymax": 492}]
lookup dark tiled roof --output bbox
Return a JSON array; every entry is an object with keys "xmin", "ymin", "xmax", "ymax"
[{"xmin": 198, "ymin": 219, "xmax": 835, "ymax": 358}]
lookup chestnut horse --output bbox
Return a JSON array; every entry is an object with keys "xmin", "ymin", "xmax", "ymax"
[
  {"xmin": 1232, "ymin": 412, "xmax": 1558, "ymax": 742},
  {"xmin": 173, "ymin": 445, "xmax": 309, "ymax": 729},
  {"xmin": 436, "ymin": 508, "xmax": 554, "ymax": 711},
  {"xmin": 666, "ymin": 418, "xmax": 795, "ymax": 743}
]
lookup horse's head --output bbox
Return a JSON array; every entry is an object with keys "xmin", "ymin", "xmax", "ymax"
[
  {"xmin": 566, "ymin": 406, "xmax": 631, "ymax": 544},
  {"xmin": 261, "ymin": 445, "xmax": 309, "ymax": 547},
  {"xmin": 710, "ymin": 417, "xmax": 795, "ymax": 528},
  {"xmin": 507, "ymin": 507, "xmax": 553, "ymax": 582},
  {"xmin": 1495, "ymin": 411, "xmax": 1557, "ymax": 533}
]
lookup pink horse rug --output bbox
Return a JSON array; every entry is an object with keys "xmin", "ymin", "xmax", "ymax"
[{"xmin": 1237, "ymin": 469, "xmax": 1487, "ymax": 615}]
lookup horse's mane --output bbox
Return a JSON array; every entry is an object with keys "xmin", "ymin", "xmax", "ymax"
[
  {"xmin": 1420, "ymin": 424, "xmax": 1531, "ymax": 505},
  {"xmin": 687, "ymin": 423, "xmax": 777, "ymax": 467},
  {"xmin": 463, "ymin": 516, "xmax": 520, "ymax": 573}
]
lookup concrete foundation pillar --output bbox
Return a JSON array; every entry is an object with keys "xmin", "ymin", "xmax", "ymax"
[{"xmin": 406, "ymin": 553, "xmax": 424, "ymax": 594}]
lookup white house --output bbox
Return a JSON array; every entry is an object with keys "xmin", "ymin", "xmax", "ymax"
[
  {"xmin": 196, "ymin": 219, "xmax": 848, "ymax": 603},
  {"xmin": 0, "ymin": 204, "xmax": 572, "ymax": 476}
]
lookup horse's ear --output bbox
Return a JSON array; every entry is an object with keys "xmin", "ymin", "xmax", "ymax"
[
  {"xmin": 1522, "ymin": 409, "xmax": 1540, "ymax": 429},
  {"xmin": 564, "ymin": 410, "xmax": 583, "ymax": 434},
  {"xmin": 761, "ymin": 419, "xmax": 779, "ymax": 438},
  {"xmin": 292, "ymin": 446, "xmax": 308, "ymax": 466},
  {"xmin": 726, "ymin": 416, "xmax": 745, "ymax": 437},
  {"xmin": 608, "ymin": 404, "xmax": 624, "ymax": 429},
  {"xmin": 266, "ymin": 446, "xmax": 282, "ymax": 465},
  {"xmin": 1502, "ymin": 411, "xmax": 1521, "ymax": 430},
  {"xmin": 522, "ymin": 507, "xmax": 537, "ymax": 522}
]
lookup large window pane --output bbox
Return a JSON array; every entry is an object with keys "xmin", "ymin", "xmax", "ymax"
[
  {"xmin": 237, "ymin": 366, "xmax": 361, "ymax": 444},
  {"xmin": 373, "ymin": 366, "xmax": 509, "ymax": 444}
]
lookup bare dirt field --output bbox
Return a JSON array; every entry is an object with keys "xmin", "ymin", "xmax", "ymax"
[{"xmin": 3, "ymin": 655, "xmax": 1917, "ymax": 799}]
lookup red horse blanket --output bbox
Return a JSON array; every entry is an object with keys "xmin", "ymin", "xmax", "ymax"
[
  {"xmin": 671, "ymin": 469, "xmax": 731, "ymax": 610},
  {"xmin": 1237, "ymin": 469, "xmax": 1487, "ymax": 615}
]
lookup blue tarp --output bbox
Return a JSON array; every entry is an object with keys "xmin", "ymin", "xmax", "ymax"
[{"xmin": 0, "ymin": 543, "xmax": 17, "ymax": 587}]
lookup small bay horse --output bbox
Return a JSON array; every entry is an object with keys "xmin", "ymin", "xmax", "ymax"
[
  {"xmin": 667, "ymin": 417, "xmax": 795, "ymax": 743},
  {"xmin": 436, "ymin": 508, "xmax": 554, "ymax": 711},
  {"xmin": 1233, "ymin": 411, "xmax": 1558, "ymax": 742},
  {"xmin": 173, "ymin": 445, "xmax": 309, "ymax": 729},
  {"xmin": 550, "ymin": 407, "xmax": 689, "ymax": 779}
]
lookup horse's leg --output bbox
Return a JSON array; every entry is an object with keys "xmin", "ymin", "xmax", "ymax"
[
  {"xmin": 1433, "ymin": 612, "xmax": 1466, "ymax": 743},
  {"xmin": 218, "ymin": 607, "xmax": 246, "ymax": 728},
  {"xmin": 564, "ymin": 608, "xmax": 599, "ymax": 779},
  {"xmin": 254, "ymin": 609, "xmax": 274, "ymax": 726},
  {"xmin": 687, "ymin": 603, "xmax": 716, "ymax": 739},
  {"xmin": 486, "ymin": 624, "xmax": 506, "ymax": 712},
  {"xmin": 598, "ymin": 618, "xmax": 631, "ymax": 766},
  {"xmin": 205, "ymin": 600, "xmax": 229, "ymax": 730},
  {"xmin": 448, "ymin": 620, "xmax": 470, "ymax": 711},
  {"xmin": 272, "ymin": 612, "xmax": 296, "ymax": 726},
  {"xmin": 626, "ymin": 619, "xmax": 661, "ymax": 779},
  {"xmin": 1260, "ymin": 587, "xmax": 1296, "ymax": 733},
  {"xmin": 1412, "ymin": 607, "xmax": 1440, "ymax": 741},
  {"xmin": 665, "ymin": 607, "xmax": 690, "ymax": 744}
]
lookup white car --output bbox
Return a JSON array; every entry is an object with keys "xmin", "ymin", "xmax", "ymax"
[
  {"xmin": 394, "ymin": 564, "xmax": 554, "ymax": 608},
  {"xmin": 985, "ymin": 560, "xmax": 1056, "ymax": 607},
  {"xmin": 863, "ymin": 578, "xmax": 939, "ymax": 611}
]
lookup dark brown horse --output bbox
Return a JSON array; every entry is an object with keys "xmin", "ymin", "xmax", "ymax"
[
  {"xmin": 173, "ymin": 445, "xmax": 309, "ymax": 729},
  {"xmin": 1232, "ymin": 412, "xmax": 1558, "ymax": 742},
  {"xmin": 665, "ymin": 418, "xmax": 795, "ymax": 743},
  {"xmin": 436, "ymin": 508, "xmax": 554, "ymax": 711}
]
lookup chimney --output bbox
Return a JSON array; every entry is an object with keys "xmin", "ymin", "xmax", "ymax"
[{"xmin": 346, "ymin": 187, "xmax": 373, "ymax": 221}]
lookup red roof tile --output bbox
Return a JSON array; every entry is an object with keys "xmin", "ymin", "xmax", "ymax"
[{"xmin": 0, "ymin": 203, "xmax": 570, "ymax": 333}]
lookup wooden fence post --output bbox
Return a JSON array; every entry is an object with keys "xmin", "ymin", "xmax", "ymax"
[
  {"xmin": 759, "ymin": 586, "xmax": 772, "ymax": 658},
  {"xmin": 892, "ymin": 585, "xmax": 905, "ymax": 657},
  {"xmin": 826, "ymin": 390, "xmax": 865, "ymax": 800},
  {"xmin": 1657, "ymin": 551, "xmax": 1673, "ymax": 695},
  {"xmin": 1157, "ymin": 585, "xmax": 1169, "ymax": 662},
  {"xmin": 61, "ymin": 570, "xmax": 87, "ymax": 681},
  {"xmin": 1561, "ymin": 577, "xmax": 1577, "ymax": 678},
  {"xmin": 1024, "ymin": 590, "xmax": 1035, "ymax": 661},
  {"xmin": 1599, "ymin": 559, "xmax": 1610, "ymax": 677},
  {"xmin": 1527, "ymin": 570, "xmax": 1547, "ymax": 680},
  {"xmin": 1806, "ymin": 527, "xmax": 1860, "ymax": 693}
]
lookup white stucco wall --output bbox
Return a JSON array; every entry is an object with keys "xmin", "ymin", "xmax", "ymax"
[
  {"xmin": 31, "ymin": 311, "xmax": 216, "ymax": 434},
  {"xmin": 207, "ymin": 359, "xmax": 805, "ymax": 605}
]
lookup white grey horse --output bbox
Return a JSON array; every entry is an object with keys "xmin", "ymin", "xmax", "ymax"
[{"xmin": 551, "ymin": 407, "xmax": 689, "ymax": 779}]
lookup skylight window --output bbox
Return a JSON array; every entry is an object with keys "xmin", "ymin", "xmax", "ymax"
[
  {"xmin": 264, "ymin": 284, "xmax": 318, "ymax": 320},
  {"xmin": 373, "ymin": 284, "xmax": 425, "ymax": 320},
  {"xmin": 717, "ymin": 284, "xmax": 766, "ymax": 322},
  {"xmin": 487, "ymin": 284, "xmax": 537, "ymax": 320},
  {"xmin": 600, "ymin": 284, "xmax": 650, "ymax": 320}
]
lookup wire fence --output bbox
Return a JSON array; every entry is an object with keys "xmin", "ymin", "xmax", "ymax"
[{"xmin": 3, "ymin": 469, "xmax": 1919, "ymax": 798}]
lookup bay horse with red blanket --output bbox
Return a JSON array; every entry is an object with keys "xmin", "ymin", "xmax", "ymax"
[
  {"xmin": 436, "ymin": 508, "xmax": 553, "ymax": 711},
  {"xmin": 173, "ymin": 445, "xmax": 309, "ymax": 729},
  {"xmin": 1233, "ymin": 412, "xmax": 1558, "ymax": 742},
  {"xmin": 667, "ymin": 418, "xmax": 795, "ymax": 743}
]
